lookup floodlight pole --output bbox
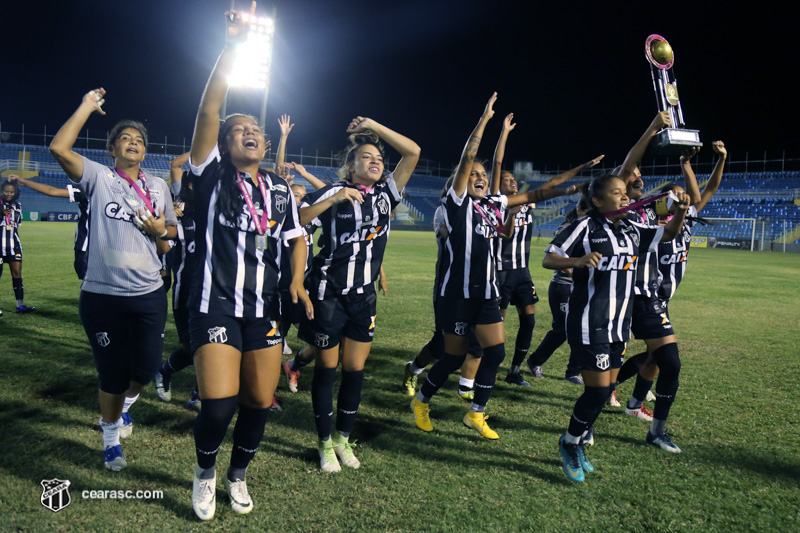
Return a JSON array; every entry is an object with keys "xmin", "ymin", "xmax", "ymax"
[
  {"xmin": 220, "ymin": 0, "xmax": 237, "ymax": 121},
  {"xmin": 258, "ymin": 6, "xmax": 277, "ymax": 131}
]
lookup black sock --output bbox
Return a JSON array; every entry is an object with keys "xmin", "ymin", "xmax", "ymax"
[
  {"xmin": 529, "ymin": 330, "xmax": 566, "ymax": 366},
  {"xmin": 194, "ymin": 396, "xmax": 238, "ymax": 469},
  {"xmin": 311, "ymin": 366, "xmax": 337, "ymax": 439},
  {"xmin": 512, "ymin": 314, "xmax": 535, "ymax": 368},
  {"xmin": 629, "ymin": 375, "xmax": 655, "ymax": 408},
  {"xmin": 12, "ymin": 277, "xmax": 23, "ymax": 302},
  {"xmin": 472, "ymin": 343, "xmax": 505, "ymax": 408},
  {"xmin": 229, "ymin": 404, "xmax": 270, "ymax": 476},
  {"xmin": 617, "ymin": 352, "xmax": 648, "ymax": 384},
  {"xmin": 420, "ymin": 353, "xmax": 466, "ymax": 399},
  {"xmin": 568, "ymin": 386, "xmax": 611, "ymax": 437},
  {"xmin": 652, "ymin": 343, "xmax": 681, "ymax": 421},
  {"xmin": 335, "ymin": 370, "xmax": 364, "ymax": 436},
  {"xmin": 165, "ymin": 347, "xmax": 193, "ymax": 375}
]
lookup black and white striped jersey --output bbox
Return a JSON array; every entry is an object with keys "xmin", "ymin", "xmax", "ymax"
[
  {"xmin": 189, "ymin": 146, "xmax": 302, "ymax": 317},
  {"xmin": 550, "ymin": 218, "xmax": 575, "ymax": 287},
  {"xmin": 630, "ymin": 205, "xmax": 661, "ymax": 297},
  {"xmin": 657, "ymin": 205, "xmax": 698, "ymax": 301},
  {"xmin": 437, "ymin": 188, "xmax": 508, "ymax": 300},
  {"xmin": 547, "ymin": 211, "xmax": 664, "ymax": 345},
  {"xmin": 0, "ymin": 199, "xmax": 22, "ymax": 257},
  {"xmin": 66, "ymin": 184, "xmax": 89, "ymax": 253},
  {"xmin": 496, "ymin": 204, "xmax": 535, "ymax": 271},
  {"xmin": 166, "ymin": 212, "xmax": 197, "ymax": 311},
  {"xmin": 301, "ymin": 176, "xmax": 401, "ymax": 300}
]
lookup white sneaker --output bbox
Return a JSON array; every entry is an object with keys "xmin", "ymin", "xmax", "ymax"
[
  {"xmin": 283, "ymin": 341, "xmax": 293, "ymax": 355},
  {"xmin": 154, "ymin": 371, "xmax": 171, "ymax": 402},
  {"xmin": 607, "ymin": 390, "xmax": 621, "ymax": 407},
  {"xmin": 624, "ymin": 404, "xmax": 654, "ymax": 422},
  {"xmin": 646, "ymin": 390, "xmax": 656, "ymax": 402},
  {"xmin": 318, "ymin": 438, "xmax": 341, "ymax": 473},
  {"xmin": 192, "ymin": 473, "xmax": 216, "ymax": 521},
  {"xmin": 332, "ymin": 432, "xmax": 361, "ymax": 469},
  {"xmin": 119, "ymin": 413, "xmax": 133, "ymax": 438},
  {"xmin": 225, "ymin": 478, "xmax": 253, "ymax": 514}
]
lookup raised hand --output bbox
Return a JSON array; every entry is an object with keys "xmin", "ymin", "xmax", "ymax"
[
  {"xmin": 483, "ymin": 92, "xmax": 498, "ymax": 120},
  {"xmin": 650, "ymin": 110, "xmax": 671, "ymax": 131},
  {"xmin": 7, "ymin": 174, "xmax": 19, "ymax": 183},
  {"xmin": 82, "ymin": 88, "xmax": 106, "ymax": 116},
  {"xmin": 584, "ymin": 155, "xmax": 605, "ymax": 169},
  {"xmin": 502, "ymin": 113, "xmax": 516, "ymax": 132},
  {"xmin": 225, "ymin": 1, "xmax": 257, "ymax": 44},
  {"xmin": 279, "ymin": 114, "xmax": 294, "ymax": 136},
  {"xmin": 673, "ymin": 190, "xmax": 691, "ymax": 212},
  {"xmin": 680, "ymin": 147, "xmax": 701, "ymax": 163},
  {"xmin": 712, "ymin": 140, "xmax": 727, "ymax": 158},
  {"xmin": 346, "ymin": 116, "xmax": 377, "ymax": 134}
]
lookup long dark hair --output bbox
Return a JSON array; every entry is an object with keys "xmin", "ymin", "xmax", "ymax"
[
  {"xmin": 337, "ymin": 131, "xmax": 386, "ymax": 181},
  {"xmin": 215, "ymin": 114, "xmax": 269, "ymax": 223},
  {"xmin": 584, "ymin": 171, "xmax": 621, "ymax": 214}
]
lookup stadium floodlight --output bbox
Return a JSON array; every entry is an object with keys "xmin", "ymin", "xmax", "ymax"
[{"xmin": 228, "ymin": 13, "xmax": 274, "ymax": 89}]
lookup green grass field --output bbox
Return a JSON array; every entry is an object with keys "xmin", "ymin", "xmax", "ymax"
[{"xmin": 2, "ymin": 223, "xmax": 799, "ymax": 532}]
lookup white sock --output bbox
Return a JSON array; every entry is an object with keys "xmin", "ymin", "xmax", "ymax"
[
  {"xmin": 458, "ymin": 377, "xmax": 474, "ymax": 389},
  {"xmin": 408, "ymin": 360, "xmax": 424, "ymax": 375},
  {"xmin": 100, "ymin": 418, "xmax": 121, "ymax": 448},
  {"xmin": 122, "ymin": 394, "xmax": 139, "ymax": 413},
  {"xmin": 564, "ymin": 433, "xmax": 581, "ymax": 445}
]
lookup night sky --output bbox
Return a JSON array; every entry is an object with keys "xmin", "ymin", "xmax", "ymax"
[{"xmin": 1, "ymin": 1, "xmax": 794, "ymax": 170}]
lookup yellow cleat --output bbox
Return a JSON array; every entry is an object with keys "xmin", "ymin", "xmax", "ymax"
[
  {"xmin": 402, "ymin": 363, "xmax": 418, "ymax": 396},
  {"xmin": 457, "ymin": 389, "xmax": 474, "ymax": 401},
  {"xmin": 411, "ymin": 398, "xmax": 433, "ymax": 432},
  {"xmin": 463, "ymin": 411, "xmax": 499, "ymax": 440}
]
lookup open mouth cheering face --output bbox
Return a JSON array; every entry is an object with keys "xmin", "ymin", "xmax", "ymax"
[
  {"xmin": 111, "ymin": 128, "xmax": 147, "ymax": 164},
  {"xmin": 467, "ymin": 162, "xmax": 489, "ymax": 199}
]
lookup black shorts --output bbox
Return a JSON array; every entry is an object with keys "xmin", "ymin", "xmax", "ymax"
[
  {"xmin": 74, "ymin": 250, "xmax": 88, "ymax": 280},
  {"xmin": 298, "ymin": 291, "xmax": 377, "ymax": 349},
  {"xmin": 548, "ymin": 282, "xmax": 571, "ymax": 333},
  {"xmin": 189, "ymin": 297, "xmax": 282, "ymax": 353},
  {"xmin": 1, "ymin": 252, "xmax": 22, "ymax": 263},
  {"xmin": 173, "ymin": 304, "xmax": 190, "ymax": 346},
  {"xmin": 569, "ymin": 341, "xmax": 626, "ymax": 372},
  {"xmin": 435, "ymin": 295, "xmax": 502, "ymax": 336},
  {"xmin": 497, "ymin": 268, "xmax": 539, "ymax": 310},
  {"xmin": 630, "ymin": 295, "xmax": 674, "ymax": 340},
  {"xmin": 79, "ymin": 289, "xmax": 167, "ymax": 395},
  {"xmin": 280, "ymin": 289, "xmax": 307, "ymax": 327}
]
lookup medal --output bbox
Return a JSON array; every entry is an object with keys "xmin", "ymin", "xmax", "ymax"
[
  {"xmin": 256, "ymin": 235, "xmax": 268, "ymax": 250},
  {"xmin": 236, "ymin": 170, "xmax": 272, "ymax": 249}
]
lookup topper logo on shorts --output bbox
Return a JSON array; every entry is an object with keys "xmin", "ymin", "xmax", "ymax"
[
  {"xmin": 41, "ymin": 479, "xmax": 71, "ymax": 513},
  {"xmin": 454, "ymin": 322, "xmax": 468, "ymax": 336},
  {"xmin": 595, "ymin": 353, "xmax": 610, "ymax": 370},
  {"xmin": 315, "ymin": 333, "xmax": 330, "ymax": 348},
  {"xmin": 95, "ymin": 332, "xmax": 110, "ymax": 347},
  {"xmin": 208, "ymin": 326, "xmax": 228, "ymax": 344}
]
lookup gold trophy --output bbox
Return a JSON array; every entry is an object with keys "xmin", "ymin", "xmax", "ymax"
[{"xmin": 645, "ymin": 34, "xmax": 702, "ymax": 155}]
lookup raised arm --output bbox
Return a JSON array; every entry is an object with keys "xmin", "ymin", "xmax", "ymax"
[
  {"xmin": 287, "ymin": 162, "xmax": 327, "ymax": 190},
  {"xmin": 507, "ymin": 184, "xmax": 580, "ymax": 208},
  {"xmin": 170, "ymin": 152, "xmax": 190, "ymax": 186},
  {"xmin": 345, "ymin": 117, "xmax": 421, "ymax": 191},
  {"xmin": 618, "ymin": 111, "xmax": 671, "ymax": 182},
  {"xmin": 490, "ymin": 113, "xmax": 515, "ymax": 195},
  {"xmin": 695, "ymin": 141, "xmax": 727, "ymax": 213},
  {"xmin": 190, "ymin": 6, "xmax": 253, "ymax": 165},
  {"xmin": 661, "ymin": 190, "xmax": 691, "ymax": 241},
  {"xmin": 275, "ymin": 114, "xmax": 294, "ymax": 175},
  {"xmin": 7, "ymin": 175, "xmax": 69, "ymax": 198},
  {"xmin": 49, "ymin": 88, "xmax": 107, "ymax": 181},
  {"xmin": 540, "ymin": 155, "xmax": 605, "ymax": 190},
  {"xmin": 452, "ymin": 92, "xmax": 496, "ymax": 197}
]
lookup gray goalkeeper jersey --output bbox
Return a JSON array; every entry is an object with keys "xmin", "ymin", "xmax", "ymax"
[{"xmin": 76, "ymin": 156, "xmax": 177, "ymax": 296}]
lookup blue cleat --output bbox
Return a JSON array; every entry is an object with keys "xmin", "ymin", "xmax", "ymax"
[
  {"xmin": 576, "ymin": 441, "xmax": 594, "ymax": 473},
  {"xmin": 103, "ymin": 445, "xmax": 127, "ymax": 471},
  {"xmin": 505, "ymin": 372, "xmax": 531, "ymax": 387},
  {"xmin": 16, "ymin": 305, "xmax": 36, "ymax": 314},
  {"xmin": 646, "ymin": 431, "xmax": 682, "ymax": 453},
  {"xmin": 558, "ymin": 435, "xmax": 585, "ymax": 482},
  {"xmin": 119, "ymin": 412, "xmax": 133, "ymax": 438}
]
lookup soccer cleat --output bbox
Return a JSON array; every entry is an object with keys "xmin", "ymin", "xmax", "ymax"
[
  {"xmin": 527, "ymin": 359, "xmax": 544, "ymax": 379},
  {"xmin": 576, "ymin": 442, "xmax": 595, "ymax": 473},
  {"xmin": 401, "ymin": 363, "xmax": 418, "ymax": 396},
  {"xmin": 193, "ymin": 473, "xmax": 217, "ymax": 521},
  {"xmin": 119, "ymin": 412, "xmax": 133, "ymax": 438},
  {"xmin": 16, "ymin": 305, "xmax": 36, "ymax": 314},
  {"xmin": 103, "ymin": 445, "xmax": 127, "ymax": 471},
  {"xmin": 411, "ymin": 398, "xmax": 433, "ymax": 432},
  {"xmin": 332, "ymin": 432, "xmax": 361, "ymax": 469},
  {"xmin": 269, "ymin": 396, "xmax": 282, "ymax": 412},
  {"xmin": 318, "ymin": 438, "xmax": 342, "ymax": 473},
  {"xmin": 185, "ymin": 390, "xmax": 202, "ymax": 411},
  {"xmin": 625, "ymin": 404, "xmax": 654, "ymax": 422},
  {"xmin": 0, "ymin": 309, "xmax": 3, "ymax": 318},
  {"xmin": 558, "ymin": 435, "xmax": 585, "ymax": 483},
  {"xmin": 225, "ymin": 477, "xmax": 253, "ymax": 514},
  {"xmin": 155, "ymin": 371, "xmax": 171, "ymax": 402},
  {"xmin": 607, "ymin": 390, "xmax": 621, "ymax": 407},
  {"xmin": 646, "ymin": 390, "xmax": 657, "ymax": 402},
  {"xmin": 282, "ymin": 341, "xmax": 292, "ymax": 355},
  {"xmin": 283, "ymin": 360, "xmax": 299, "ymax": 393},
  {"xmin": 565, "ymin": 374, "xmax": 584, "ymax": 385},
  {"xmin": 646, "ymin": 431, "xmax": 682, "ymax": 453},
  {"xmin": 583, "ymin": 427, "xmax": 595, "ymax": 447},
  {"xmin": 505, "ymin": 372, "xmax": 531, "ymax": 387},
  {"xmin": 457, "ymin": 389, "xmax": 474, "ymax": 401},
  {"xmin": 463, "ymin": 411, "xmax": 499, "ymax": 440}
]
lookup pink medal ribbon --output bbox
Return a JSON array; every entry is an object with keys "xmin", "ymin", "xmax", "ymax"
[
  {"xmin": 116, "ymin": 167, "xmax": 155, "ymax": 215},
  {"xmin": 346, "ymin": 181, "xmax": 374, "ymax": 195},
  {"xmin": 473, "ymin": 199, "xmax": 504, "ymax": 235},
  {"xmin": 602, "ymin": 191, "xmax": 672, "ymax": 218},
  {"xmin": 236, "ymin": 171, "xmax": 271, "ymax": 236},
  {"xmin": 2, "ymin": 200, "xmax": 13, "ymax": 226}
]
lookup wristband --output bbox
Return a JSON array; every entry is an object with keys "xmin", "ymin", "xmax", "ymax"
[{"xmin": 159, "ymin": 229, "xmax": 168, "ymax": 239}]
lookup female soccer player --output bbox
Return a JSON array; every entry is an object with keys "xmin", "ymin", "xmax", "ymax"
[
  {"xmin": 186, "ymin": 7, "xmax": 312, "ymax": 520},
  {"xmin": 297, "ymin": 116, "xmax": 420, "ymax": 473},
  {"xmin": 49, "ymin": 88, "xmax": 178, "ymax": 472},
  {"xmin": 0, "ymin": 179, "xmax": 35, "ymax": 314},
  {"xmin": 411, "ymin": 93, "xmax": 578, "ymax": 439},
  {"xmin": 543, "ymin": 172, "xmax": 690, "ymax": 483}
]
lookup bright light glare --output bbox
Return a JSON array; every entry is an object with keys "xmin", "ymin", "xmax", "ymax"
[{"xmin": 229, "ymin": 17, "xmax": 274, "ymax": 89}]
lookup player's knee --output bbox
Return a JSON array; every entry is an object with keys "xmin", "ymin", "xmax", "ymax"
[{"xmin": 654, "ymin": 342, "xmax": 681, "ymax": 380}]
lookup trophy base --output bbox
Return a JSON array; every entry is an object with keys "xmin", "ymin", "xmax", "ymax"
[{"xmin": 650, "ymin": 128, "xmax": 702, "ymax": 156}]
